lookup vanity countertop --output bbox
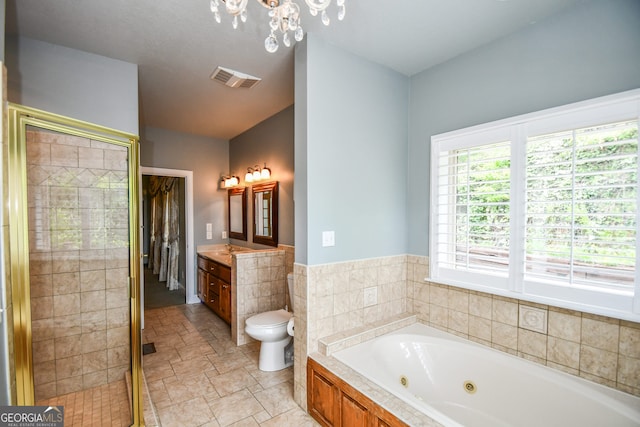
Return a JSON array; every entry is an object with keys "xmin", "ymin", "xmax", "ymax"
[
  {"xmin": 198, "ymin": 251, "xmax": 232, "ymax": 267},
  {"xmin": 197, "ymin": 244, "xmax": 256, "ymax": 267}
]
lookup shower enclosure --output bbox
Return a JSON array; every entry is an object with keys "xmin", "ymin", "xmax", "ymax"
[{"xmin": 6, "ymin": 105, "xmax": 143, "ymax": 425}]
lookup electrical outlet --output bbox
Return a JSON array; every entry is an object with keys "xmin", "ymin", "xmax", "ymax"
[
  {"xmin": 206, "ymin": 223, "xmax": 212, "ymax": 232},
  {"xmin": 206, "ymin": 231, "xmax": 212, "ymax": 240},
  {"xmin": 222, "ymin": 231, "xmax": 227, "ymax": 239}
]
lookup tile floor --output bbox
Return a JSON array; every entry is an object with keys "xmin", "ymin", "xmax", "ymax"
[
  {"xmin": 36, "ymin": 379, "xmax": 132, "ymax": 426},
  {"xmin": 143, "ymin": 303, "xmax": 319, "ymax": 427}
]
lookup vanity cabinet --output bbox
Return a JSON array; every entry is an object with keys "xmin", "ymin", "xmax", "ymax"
[
  {"xmin": 307, "ymin": 358, "xmax": 407, "ymax": 427},
  {"xmin": 197, "ymin": 255, "xmax": 232, "ymax": 324}
]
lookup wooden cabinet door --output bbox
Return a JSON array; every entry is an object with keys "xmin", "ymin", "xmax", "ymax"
[
  {"xmin": 307, "ymin": 357, "xmax": 408, "ymax": 427},
  {"xmin": 219, "ymin": 280, "xmax": 231, "ymax": 324},
  {"xmin": 208, "ymin": 277, "xmax": 220, "ymax": 313},
  {"xmin": 197, "ymin": 268, "xmax": 207, "ymax": 302},
  {"xmin": 340, "ymin": 393, "xmax": 367, "ymax": 427},
  {"xmin": 308, "ymin": 367, "xmax": 338, "ymax": 427}
]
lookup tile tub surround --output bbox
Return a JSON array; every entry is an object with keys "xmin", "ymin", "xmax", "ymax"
[
  {"xmin": 27, "ymin": 128, "xmax": 131, "ymax": 401},
  {"xmin": 308, "ymin": 352, "xmax": 441, "ymax": 427},
  {"xmin": 292, "ymin": 254, "xmax": 639, "ymax": 410},
  {"xmin": 292, "ymin": 255, "xmax": 408, "ymax": 409},
  {"xmin": 233, "ymin": 249, "xmax": 287, "ymax": 345}
]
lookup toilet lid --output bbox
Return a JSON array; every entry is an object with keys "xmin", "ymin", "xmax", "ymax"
[{"xmin": 246, "ymin": 309, "xmax": 292, "ymax": 328}]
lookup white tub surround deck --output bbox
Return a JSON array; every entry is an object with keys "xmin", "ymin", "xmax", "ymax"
[{"xmin": 327, "ymin": 322, "xmax": 640, "ymax": 427}]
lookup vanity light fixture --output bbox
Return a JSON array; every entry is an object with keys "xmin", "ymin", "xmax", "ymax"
[
  {"xmin": 244, "ymin": 163, "xmax": 271, "ymax": 183},
  {"xmin": 221, "ymin": 175, "xmax": 240, "ymax": 188},
  {"xmin": 252, "ymin": 165, "xmax": 262, "ymax": 181},
  {"xmin": 260, "ymin": 163, "xmax": 271, "ymax": 179}
]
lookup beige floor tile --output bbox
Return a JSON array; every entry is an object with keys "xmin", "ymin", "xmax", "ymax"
[
  {"xmin": 210, "ymin": 368, "xmax": 258, "ymax": 397},
  {"xmin": 252, "ymin": 382, "xmax": 299, "ymax": 417},
  {"xmin": 229, "ymin": 417, "xmax": 260, "ymax": 427},
  {"xmin": 156, "ymin": 396, "xmax": 214, "ymax": 426},
  {"xmin": 209, "ymin": 389, "xmax": 265, "ymax": 426},
  {"xmin": 259, "ymin": 406, "xmax": 319, "ymax": 427},
  {"xmin": 143, "ymin": 304, "xmax": 314, "ymax": 427}
]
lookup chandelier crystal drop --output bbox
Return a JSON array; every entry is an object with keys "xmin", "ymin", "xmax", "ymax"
[{"xmin": 210, "ymin": 0, "xmax": 346, "ymax": 53}]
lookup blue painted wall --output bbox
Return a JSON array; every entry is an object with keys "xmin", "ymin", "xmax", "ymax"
[
  {"xmin": 5, "ymin": 36, "xmax": 139, "ymax": 135},
  {"xmin": 407, "ymin": 0, "xmax": 640, "ymax": 256},
  {"xmin": 296, "ymin": 34, "xmax": 409, "ymax": 265}
]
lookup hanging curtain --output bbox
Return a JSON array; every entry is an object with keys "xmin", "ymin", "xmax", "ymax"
[{"xmin": 148, "ymin": 176, "xmax": 180, "ymax": 290}]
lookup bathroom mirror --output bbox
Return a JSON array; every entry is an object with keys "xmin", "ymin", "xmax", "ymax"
[
  {"xmin": 252, "ymin": 181, "xmax": 278, "ymax": 247},
  {"xmin": 228, "ymin": 187, "xmax": 247, "ymax": 241}
]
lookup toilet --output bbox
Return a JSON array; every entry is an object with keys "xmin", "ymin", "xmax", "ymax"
[{"xmin": 245, "ymin": 273, "xmax": 295, "ymax": 371}]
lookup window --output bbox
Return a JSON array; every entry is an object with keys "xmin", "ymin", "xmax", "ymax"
[{"xmin": 430, "ymin": 90, "xmax": 640, "ymax": 321}]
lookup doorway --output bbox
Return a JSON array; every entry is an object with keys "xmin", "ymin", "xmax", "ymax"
[
  {"xmin": 139, "ymin": 167, "xmax": 196, "ymax": 314},
  {"xmin": 142, "ymin": 174, "xmax": 186, "ymax": 309}
]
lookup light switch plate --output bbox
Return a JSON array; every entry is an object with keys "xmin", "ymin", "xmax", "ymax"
[{"xmin": 322, "ymin": 231, "xmax": 335, "ymax": 247}]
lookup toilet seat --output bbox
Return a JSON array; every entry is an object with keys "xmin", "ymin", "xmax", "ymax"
[{"xmin": 246, "ymin": 309, "xmax": 291, "ymax": 329}]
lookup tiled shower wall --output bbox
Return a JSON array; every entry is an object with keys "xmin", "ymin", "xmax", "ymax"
[
  {"xmin": 293, "ymin": 254, "xmax": 640, "ymax": 408},
  {"xmin": 26, "ymin": 128, "xmax": 131, "ymax": 401}
]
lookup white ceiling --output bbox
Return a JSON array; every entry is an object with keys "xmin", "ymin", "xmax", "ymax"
[{"xmin": 5, "ymin": 0, "xmax": 583, "ymax": 140}]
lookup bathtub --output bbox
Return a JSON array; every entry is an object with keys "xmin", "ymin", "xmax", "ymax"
[{"xmin": 332, "ymin": 323, "xmax": 640, "ymax": 427}]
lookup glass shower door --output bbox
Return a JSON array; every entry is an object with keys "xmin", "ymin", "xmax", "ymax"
[{"xmin": 7, "ymin": 105, "xmax": 143, "ymax": 426}]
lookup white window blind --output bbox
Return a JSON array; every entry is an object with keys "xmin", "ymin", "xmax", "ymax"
[
  {"xmin": 525, "ymin": 121, "xmax": 637, "ymax": 292},
  {"xmin": 430, "ymin": 90, "xmax": 640, "ymax": 321},
  {"xmin": 435, "ymin": 141, "xmax": 511, "ymax": 277}
]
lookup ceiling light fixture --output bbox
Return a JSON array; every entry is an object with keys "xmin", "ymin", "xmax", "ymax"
[{"xmin": 210, "ymin": 0, "xmax": 346, "ymax": 53}]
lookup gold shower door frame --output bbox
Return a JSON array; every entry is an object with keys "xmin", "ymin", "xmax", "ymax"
[{"xmin": 6, "ymin": 104, "xmax": 144, "ymax": 426}]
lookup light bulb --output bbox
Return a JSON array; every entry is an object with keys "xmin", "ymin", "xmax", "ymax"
[
  {"xmin": 265, "ymin": 33, "xmax": 279, "ymax": 53},
  {"xmin": 321, "ymin": 10, "xmax": 330, "ymax": 26},
  {"xmin": 245, "ymin": 172, "xmax": 253, "ymax": 183},
  {"xmin": 261, "ymin": 167, "xmax": 271, "ymax": 179},
  {"xmin": 253, "ymin": 170, "xmax": 261, "ymax": 180}
]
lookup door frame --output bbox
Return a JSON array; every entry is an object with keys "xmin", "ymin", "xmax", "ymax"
[{"xmin": 140, "ymin": 167, "xmax": 197, "ymax": 310}]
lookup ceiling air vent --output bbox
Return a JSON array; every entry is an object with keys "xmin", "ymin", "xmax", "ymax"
[{"xmin": 210, "ymin": 66, "xmax": 261, "ymax": 89}]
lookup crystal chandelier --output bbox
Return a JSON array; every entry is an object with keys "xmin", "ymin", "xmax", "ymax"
[{"xmin": 210, "ymin": 0, "xmax": 346, "ymax": 53}]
